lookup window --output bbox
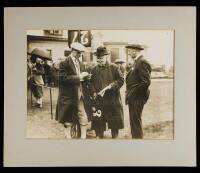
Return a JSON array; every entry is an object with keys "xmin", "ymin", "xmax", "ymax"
[
  {"xmin": 110, "ymin": 48, "xmax": 119, "ymax": 63},
  {"xmin": 44, "ymin": 30, "xmax": 63, "ymax": 36}
]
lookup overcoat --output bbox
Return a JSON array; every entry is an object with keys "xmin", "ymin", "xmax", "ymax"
[
  {"xmin": 55, "ymin": 55, "xmax": 90, "ymax": 124},
  {"xmin": 90, "ymin": 62, "xmax": 124, "ymax": 130}
]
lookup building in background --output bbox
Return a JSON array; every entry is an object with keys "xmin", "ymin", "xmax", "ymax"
[
  {"xmin": 27, "ymin": 30, "xmax": 173, "ymax": 79},
  {"xmin": 27, "ymin": 30, "xmax": 68, "ymax": 62}
]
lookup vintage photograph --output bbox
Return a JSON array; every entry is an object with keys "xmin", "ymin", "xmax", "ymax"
[{"xmin": 26, "ymin": 29, "xmax": 174, "ymax": 139}]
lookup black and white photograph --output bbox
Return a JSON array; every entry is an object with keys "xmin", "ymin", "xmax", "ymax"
[
  {"xmin": 26, "ymin": 29, "xmax": 174, "ymax": 139},
  {"xmin": 4, "ymin": 6, "xmax": 196, "ymax": 167}
]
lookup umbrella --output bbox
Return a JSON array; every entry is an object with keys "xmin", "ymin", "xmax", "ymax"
[
  {"xmin": 30, "ymin": 48, "xmax": 52, "ymax": 61},
  {"xmin": 114, "ymin": 59, "xmax": 125, "ymax": 64}
]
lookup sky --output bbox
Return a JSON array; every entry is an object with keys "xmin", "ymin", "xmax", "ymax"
[{"xmin": 92, "ymin": 30, "xmax": 174, "ymax": 70}]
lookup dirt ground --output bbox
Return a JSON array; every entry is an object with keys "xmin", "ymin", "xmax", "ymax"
[{"xmin": 26, "ymin": 79, "xmax": 174, "ymax": 139}]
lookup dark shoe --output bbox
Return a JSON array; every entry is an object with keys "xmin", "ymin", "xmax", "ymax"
[
  {"xmin": 111, "ymin": 129, "xmax": 119, "ymax": 139},
  {"xmin": 95, "ymin": 130, "xmax": 104, "ymax": 139}
]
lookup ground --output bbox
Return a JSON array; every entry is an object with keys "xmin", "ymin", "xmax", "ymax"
[{"xmin": 26, "ymin": 79, "xmax": 174, "ymax": 139}]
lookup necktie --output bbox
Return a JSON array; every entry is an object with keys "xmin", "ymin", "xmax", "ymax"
[
  {"xmin": 74, "ymin": 59, "xmax": 82, "ymax": 99},
  {"xmin": 74, "ymin": 59, "xmax": 80, "ymax": 75},
  {"xmin": 131, "ymin": 60, "xmax": 137, "ymax": 71}
]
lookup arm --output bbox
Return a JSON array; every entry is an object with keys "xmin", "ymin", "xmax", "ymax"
[
  {"xmin": 34, "ymin": 64, "xmax": 45, "ymax": 75},
  {"xmin": 137, "ymin": 61, "xmax": 151, "ymax": 92},
  {"xmin": 110, "ymin": 65, "xmax": 124, "ymax": 91},
  {"xmin": 89, "ymin": 68, "xmax": 96, "ymax": 97}
]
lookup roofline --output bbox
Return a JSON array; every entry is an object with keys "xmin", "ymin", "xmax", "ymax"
[
  {"xmin": 104, "ymin": 42, "xmax": 129, "ymax": 45},
  {"xmin": 27, "ymin": 35, "xmax": 68, "ymax": 42}
]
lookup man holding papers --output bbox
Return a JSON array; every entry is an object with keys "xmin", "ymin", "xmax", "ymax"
[{"xmin": 90, "ymin": 46, "xmax": 124, "ymax": 139}]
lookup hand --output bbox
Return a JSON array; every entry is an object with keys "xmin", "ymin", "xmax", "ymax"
[
  {"xmin": 93, "ymin": 92, "xmax": 97, "ymax": 99},
  {"xmin": 85, "ymin": 74, "xmax": 92, "ymax": 80},
  {"xmin": 80, "ymin": 72, "xmax": 89, "ymax": 81}
]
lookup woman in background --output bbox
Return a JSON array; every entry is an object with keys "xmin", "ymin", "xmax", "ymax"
[{"xmin": 29, "ymin": 56, "xmax": 45, "ymax": 108}]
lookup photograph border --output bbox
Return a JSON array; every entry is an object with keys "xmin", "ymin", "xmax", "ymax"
[{"xmin": 4, "ymin": 7, "xmax": 196, "ymax": 167}]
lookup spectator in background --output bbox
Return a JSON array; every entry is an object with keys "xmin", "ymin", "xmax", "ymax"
[
  {"xmin": 51, "ymin": 62, "xmax": 59, "ymax": 87},
  {"xmin": 126, "ymin": 62, "xmax": 133, "ymax": 73},
  {"xmin": 114, "ymin": 59, "xmax": 126, "ymax": 76},
  {"xmin": 29, "ymin": 56, "xmax": 45, "ymax": 108},
  {"xmin": 43, "ymin": 60, "xmax": 53, "ymax": 86}
]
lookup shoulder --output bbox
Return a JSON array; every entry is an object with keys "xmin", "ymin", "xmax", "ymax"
[
  {"xmin": 59, "ymin": 57, "xmax": 69, "ymax": 69},
  {"xmin": 109, "ymin": 63, "xmax": 118, "ymax": 70},
  {"xmin": 138, "ymin": 57, "xmax": 151, "ymax": 68},
  {"xmin": 90, "ymin": 64, "xmax": 98, "ymax": 73},
  {"xmin": 64, "ymin": 56, "xmax": 72, "ymax": 63}
]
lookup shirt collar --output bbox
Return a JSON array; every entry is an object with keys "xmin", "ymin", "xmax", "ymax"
[
  {"xmin": 98, "ymin": 61, "xmax": 109, "ymax": 69},
  {"xmin": 135, "ymin": 53, "xmax": 143, "ymax": 62},
  {"xmin": 70, "ymin": 55, "xmax": 79, "ymax": 64}
]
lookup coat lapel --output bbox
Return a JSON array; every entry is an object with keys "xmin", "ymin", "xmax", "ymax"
[
  {"xmin": 68, "ymin": 56, "xmax": 77, "ymax": 75},
  {"xmin": 135, "ymin": 55, "xmax": 143, "ymax": 68},
  {"xmin": 126, "ymin": 55, "xmax": 143, "ymax": 81}
]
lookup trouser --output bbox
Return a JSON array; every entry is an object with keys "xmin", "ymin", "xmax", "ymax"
[
  {"xmin": 111, "ymin": 129, "xmax": 119, "ymax": 138},
  {"xmin": 36, "ymin": 97, "xmax": 43, "ymax": 105},
  {"xmin": 64, "ymin": 97, "xmax": 88, "ymax": 139},
  {"xmin": 95, "ymin": 129, "xmax": 104, "ymax": 138},
  {"xmin": 128, "ymin": 100, "xmax": 145, "ymax": 139},
  {"xmin": 31, "ymin": 83, "xmax": 43, "ymax": 99}
]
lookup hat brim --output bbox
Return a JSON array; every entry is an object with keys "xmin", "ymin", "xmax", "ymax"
[
  {"xmin": 72, "ymin": 48, "xmax": 85, "ymax": 52},
  {"xmin": 94, "ymin": 52, "xmax": 109, "ymax": 57},
  {"xmin": 125, "ymin": 45, "xmax": 144, "ymax": 50}
]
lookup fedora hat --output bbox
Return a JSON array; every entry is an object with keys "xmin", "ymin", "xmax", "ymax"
[
  {"xmin": 71, "ymin": 42, "xmax": 86, "ymax": 52},
  {"xmin": 94, "ymin": 46, "xmax": 109, "ymax": 57},
  {"xmin": 125, "ymin": 43, "xmax": 144, "ymax": 50}
]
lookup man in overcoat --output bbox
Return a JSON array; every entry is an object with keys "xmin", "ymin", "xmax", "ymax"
[
  {"xmin": 55, "ymin": 42, "xmax": 91, "ymax": 139},
  {"xmin": 90, "ymin": 46, "xmax": 124, "ymax": 138},
  {"xmin": 125, "ymin": 44, "xmax": 152, "ymax": 139}
]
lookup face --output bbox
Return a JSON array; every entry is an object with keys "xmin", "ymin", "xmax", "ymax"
[
  {"xmin": 36, "ymin": 57, "xmax": 43, "ymax": 64},
  {"xmin": 72, "ymin": 49, "xmax": 82, "ymax": 59},
  {"xmin": 97, "ymin": 55, "xmax": 107, "ymax": 66},
  {"xmin": 127, "ymin": 48, "xmax": 139, "ymax": 59}
]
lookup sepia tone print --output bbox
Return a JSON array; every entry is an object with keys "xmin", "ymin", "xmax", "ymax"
[{"xmin": 26, "ymin": 29, "xmax": 174, "ymax": 139}]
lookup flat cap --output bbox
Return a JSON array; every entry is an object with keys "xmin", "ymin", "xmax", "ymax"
[
  {"xmin": 71, "ymin": 42, "xmax": 86, "ymax": 52},
  {"xmin": 125, "ymin": 43, "xmax": 144, "ymax": 50}
]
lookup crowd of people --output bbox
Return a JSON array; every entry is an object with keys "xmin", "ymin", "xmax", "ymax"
[{"xmin": 28, "ymin": 42, "xmax": 152, "ymax": 139}]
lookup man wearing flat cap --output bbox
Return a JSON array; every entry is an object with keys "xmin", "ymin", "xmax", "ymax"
[
  {"xmin": 125, "ymin": 43, "xmax": 151, "ymax": 139},
  {"xmin": 55, "ymin": 42, "xmax": 91, "ymax": 139},
  {"xmin": 90, "ymin": 46, "xmax": 124, "ymax": 139}
]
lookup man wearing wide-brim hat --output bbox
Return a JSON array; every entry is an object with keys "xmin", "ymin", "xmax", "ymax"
[
  {"xmin": 55, "ymin": 42, "xmax": 91, "ymax": 139},
  {"xmin": 90, "ymin": 46, "xmax": 124, "ymax": 139},
  {"xmin": 125, "ymin": 43, "xmax": 152, "ymax": 139}
]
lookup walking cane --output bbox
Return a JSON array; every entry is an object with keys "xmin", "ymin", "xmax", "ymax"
[
  {"xmin": 31, "ymin": 89, "xmax": 33, "ymax": 107},
  {"xmin": 50, "ymin": 87, "xmax": 53, "ymax": 119}
]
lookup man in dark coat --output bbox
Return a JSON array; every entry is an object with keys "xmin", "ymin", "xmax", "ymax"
[
  {"xmin": 125, "ymin": 44, "xmax": 152, "ymax": 139},
  {"xmin": 55, "ymin": 42, "xmax": 91, "ymax": 139},
  {"xmin": 90, "ymin": 46, "xmax": 124, "ymax": 139}
]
